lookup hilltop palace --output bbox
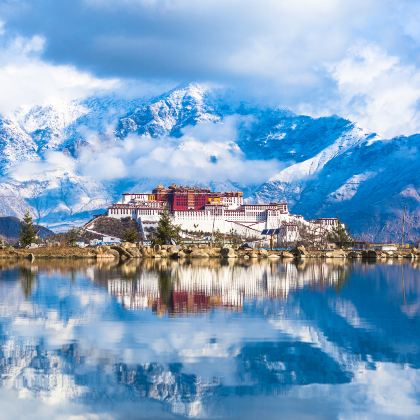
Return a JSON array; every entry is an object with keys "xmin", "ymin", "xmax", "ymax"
[{"xmin": 107, "ymin": 184, "xmax": 340, "ymax": 242}]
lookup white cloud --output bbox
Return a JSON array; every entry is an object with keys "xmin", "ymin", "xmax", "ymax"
[
  {"xmin": 0, "ymin": 32, "xmax": 119, "ymax": 115},
  {"xmin": 399, "ymin": 1, "xmax": 420, "ymax": 45},
  {"xmin": 327, "ymin": 44, "xmax": 420, "ymax": 138},
  {"xmin": 5, "ymin": 117, "xmax": 283, "ymax": 188},
  {"xmin": 8, "ymin": 151, "xmax": 76, "ymax": 183},
  {"xmin": 79, "ymin": 0, "xmax": 420, "ymax": 137},
  {"xmin": 1, "ymin": 1, "xmax": 419, "ymax": 138},
  {"xmin": 77, "ymin": 117, "xmax": 283, "ymax": 184}
]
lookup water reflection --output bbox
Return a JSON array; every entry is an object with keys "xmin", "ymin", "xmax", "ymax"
[
  {"xmin": 101, "ymin": 260, "xmax": 349, "ymax": 314},
  {"xmin": 0, "ymin": 259, "xmax": 418, "ymax": 419}
]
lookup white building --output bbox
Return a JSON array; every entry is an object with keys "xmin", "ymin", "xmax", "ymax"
[
  {"xmin": 108, "ymin": 200, "xmax": 294, "ymax": 237},
  {"xmin": 90, "ymin": 236, "xmax": 121, "ymax": 246},
  {"xmin": 107, "ymin": 186, "xmax": 340, "ymax": 241}
]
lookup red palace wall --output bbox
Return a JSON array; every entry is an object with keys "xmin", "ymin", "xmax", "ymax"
[
  {"xmin": 152, "ymin": 186, "xmax": 226, "ymax": 211},
  {"xmin": 171, "ymin": 191, "xmax": 216, "ymax": 211}
]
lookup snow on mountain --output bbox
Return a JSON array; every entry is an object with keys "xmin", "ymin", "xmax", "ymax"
[
  {"xmin": 235, "ymin": 109, "xmax": 356, "ymax": 162},
  {"xmin": 267, "ymin": 126, "xmax": 369, "ymax": 184},
  {"xmin": 0, "ymin": 82, "xmax": 418, "ymax": 239},
  {"xmin": 116, "ymin": 83, "xmax": 221, "ymax": 138},
  {"xmin": 0, "ymin": 118, "xmax": 38, "ymax": 172},
  {"xmin": 327, "ymin": 172, "xmax": 377, "ymax": 203},
  {"xmin": 0, "ymin": 184, "xmax": 32, "ymax": 219},
  {"xmin": 12, "ymin": 102, "xmax": 89, "ymax": 152},
  {"xmin": 62, "ymin": 95, "xmax": 146, "ymax": 155},
  {"xmin": 0, "ymin": 96, "xmax": 141, "ymax": 225},
  {"xmin": 252, "ymin": 124, "xmax": 373, "ymax": 206},
  {"xmin": 256, "ymin": 134, "xmax": 419, "ymax": 240}
]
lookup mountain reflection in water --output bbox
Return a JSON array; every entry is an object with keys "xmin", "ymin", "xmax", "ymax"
[{"xmin": 0, "ymin": 259, "xmax": 418, "ymax": 419}]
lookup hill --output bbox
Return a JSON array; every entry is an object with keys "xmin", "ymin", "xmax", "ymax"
[
  {"xmin": 82, "ymin": 216, "xmax": 140, "ymax": 240},
  {"xmin": 0, "ymin": 216, "xmax": 54, "ymax": 243}
]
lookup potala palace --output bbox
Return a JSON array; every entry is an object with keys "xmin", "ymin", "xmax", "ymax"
[{"xmin": 107, "ymin": 184, "xmax": 340, "ymax": 241}]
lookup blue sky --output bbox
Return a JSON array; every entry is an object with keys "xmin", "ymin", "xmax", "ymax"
[{"xmin": 0, "ymin": 0, "xmax": 419, "ymax": 137}]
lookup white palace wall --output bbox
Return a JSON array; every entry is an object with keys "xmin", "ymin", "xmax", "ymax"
[{"xmin": 107, "ymin": 192, "xmax": 339, "ymax": 239}]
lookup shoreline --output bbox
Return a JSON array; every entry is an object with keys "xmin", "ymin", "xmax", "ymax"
[{"xmin": 0, "ymin": 244, "xmax": 418, "ymax": 262}]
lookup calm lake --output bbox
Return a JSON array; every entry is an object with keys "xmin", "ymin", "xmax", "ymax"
[{"xmin": 0, "ymin": 259, "xmax": 419, "ymax": 419}]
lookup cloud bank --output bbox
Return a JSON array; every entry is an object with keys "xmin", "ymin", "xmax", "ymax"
[
  {"xmin": 328, "ymin": 44, "xmax": 420, "ymax": 138},
  {"xmin": 0, "ymin": 31, "xmax": 118, "ymax": 115},
  {"xmin": 0, "ymin": 1, "xmax": 419, "ymax": 136},
  {"xmin": 8, "ymin": 118, "xmax": 283, "ymax": 187}
]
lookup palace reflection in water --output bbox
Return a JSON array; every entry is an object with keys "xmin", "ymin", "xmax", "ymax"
[
  {"xmin": 102, "ymin": 260, "xmax": 348, "ymax": 314},
  {"xmin": 0, "ymin": 259, "xmax": 418, "ymax": 419}
]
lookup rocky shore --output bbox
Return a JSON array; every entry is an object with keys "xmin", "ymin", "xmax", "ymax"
[
  {"xmin": 1, "ymin": 243, "xmax": 418, "ymax": 262},
  {"xmin": 0, "ymin": 245, "xmax": 118, "ymax": 261}
]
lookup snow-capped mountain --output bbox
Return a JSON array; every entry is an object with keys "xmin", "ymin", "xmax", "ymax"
[
  {"xmin": 255, "ymin": 134, "xmax": 420, "ymax": 239},
  {"xmin": 0, "ymin": 83, "xmax": 418, "ymax": 240},
  {"xmin": 0, "ymin": 118, "xmax": 38, "ymax": 172},
  {"xmin": 116, "ymin": 83, "xmax": 221, "ymax": 138}
]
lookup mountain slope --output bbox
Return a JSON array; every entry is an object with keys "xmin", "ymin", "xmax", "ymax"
[
  {"xmin": 255, "ymin": 134, "xmax": 419, "ymax": 240},
  {"xmin": 0, "ymin": 216, "xmax": 53, "ymax": 242},
  {"xmin": 116, "ymin": 83, "xmax": 221, "ymax": 138},
  {"xmin": 0, "ymin": 118, "xmax": 38, "ymax": 172}
]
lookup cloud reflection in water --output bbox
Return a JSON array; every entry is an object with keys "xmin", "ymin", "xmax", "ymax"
[{"xmin": 0, "ymin": 259, "xmax": 418, "ymax": 418}]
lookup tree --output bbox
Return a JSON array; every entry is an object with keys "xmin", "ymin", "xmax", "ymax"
[
  {"xmin": 19, "ymin": 211, "xmax": 37, "ymax": 247},
  {"xmin": 212, "ymin": 230, "xmax": 225, "ymax": 247},
  {"xmin": 65, "ymin": 228, "xmax": 80, "ymax": 246},
  {"xmin": 327, "ymin": 222, "xmax": 353, "ymax": 246},
  {"xmin": 151, "ymin": 210, "xmax": 181, "ymax": 245},
  {"xmin": 228, "ymin": 228, "xmax": 243, "ymax": 247},
  {"xmin": 122, "ymin": 227, "xmax": 140, "ymax": 243},
  {"xmin": 295, "ymin": 221, "xmax": 319, "ymax": 247}
]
